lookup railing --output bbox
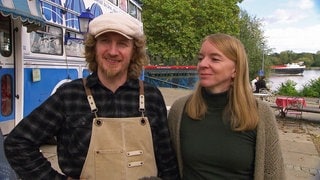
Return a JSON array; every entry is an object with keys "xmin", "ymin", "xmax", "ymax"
[
  {"xmin": 144, "ymin": 75, "xmax": 197, "ymax": 89},
  {"xmin": 144, "ymin": 75, "xmax": 195, "ymax": 89}
]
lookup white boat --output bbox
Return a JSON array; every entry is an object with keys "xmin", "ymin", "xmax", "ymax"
[{"xmin": 271, "ymin": 62, "xmax": 306, "ymax": 75}]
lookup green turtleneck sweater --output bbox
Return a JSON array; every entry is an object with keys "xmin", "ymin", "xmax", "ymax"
[{"xmin": 180, "ymin": 90, "xmax": 256, "ymax": 180}]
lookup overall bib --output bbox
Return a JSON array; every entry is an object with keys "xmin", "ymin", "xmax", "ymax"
[{"xmin": 80, "ymin": 79, "xmax": 157, "ymax": 179}]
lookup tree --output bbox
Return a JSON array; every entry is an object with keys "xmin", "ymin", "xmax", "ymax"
[
  {"xmin": 296, "ymin": 53, "xmax": 313, "ymax": 66},
  {"xmin": 238, "ymin": 10, "xmax": 268, "ymax": 79},
  {"xmin": 142, "ymin": 0, "xmax": 241, "ymax": 65},
  {"xmin": 312, "ymin": 53, "xmax": 320, "ymax": 67},
  {"xmin": 267, "ymin": 51, "xmax": 320, "ymax": 68}
]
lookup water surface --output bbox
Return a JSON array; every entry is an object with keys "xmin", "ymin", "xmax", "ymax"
[{"xmin": 268, "ymin": 70, "xmax": 320, "ymax": 92}]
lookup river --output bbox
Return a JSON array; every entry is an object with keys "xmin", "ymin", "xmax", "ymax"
[{"xmin": 267, "ymin": 69, "xmax": 320, "ymax": 92}]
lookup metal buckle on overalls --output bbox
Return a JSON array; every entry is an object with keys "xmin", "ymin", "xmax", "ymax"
[
  {"xmin": 94, "ymin": 119, "xmax": 103, "ymax": 126},
  {"xmin": 87, "ymin": 94, "xmax": 99, "ymax": 118},
  {"xmin": 139, "ymin": 110, "xmax": 145, "ymax": 118},
  {"xmin": 140, "ymin": 117, "xmax": 146, "ymax": 126},
  {"xmin": 92, "ymin": 109, "xmax": 98, "ymax": 119},
  {"xmin": 139, "ymin": 94, "xmax": 145, "ymax": 117}
]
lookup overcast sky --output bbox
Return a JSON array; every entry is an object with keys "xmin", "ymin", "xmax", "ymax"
[{"xmin": 239, "ymin": 0, "xmax": 320, "ymax": 53}]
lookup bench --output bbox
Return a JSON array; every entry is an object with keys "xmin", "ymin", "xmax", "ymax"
[{"xmin": 270, "ymin": 104, "xmax": 320, "ymax": 118}]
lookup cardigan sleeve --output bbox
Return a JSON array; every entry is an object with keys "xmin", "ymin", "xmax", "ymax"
[
  {"xmin": 167, "ymin": 95, "xmax": 190, "ymax": 178},
  {"xmin": 254, "ymin": 100, "xmax": 286, "ymax": 180}
]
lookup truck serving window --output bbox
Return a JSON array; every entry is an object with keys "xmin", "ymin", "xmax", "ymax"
[{"xmin": 0, "ymin": 16, "xmax": 12, "ymax": 57}]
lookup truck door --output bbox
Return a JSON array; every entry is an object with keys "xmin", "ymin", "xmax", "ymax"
[{"xmin": 0, "ymin": 15, "xmax": 15, "ymax": 135}]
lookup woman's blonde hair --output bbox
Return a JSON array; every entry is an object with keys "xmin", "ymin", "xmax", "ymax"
[
  {"xmin": 84, "ymin": 34, "xmax": 149, "ymax": 79},
  {"xmin": 185, "ymin": 33, "xmax": 259, "ymax": 131}
]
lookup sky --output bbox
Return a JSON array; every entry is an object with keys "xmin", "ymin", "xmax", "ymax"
[{"xmin": 239, "ymin": 0, "xmax": 320, "ymax": 53}]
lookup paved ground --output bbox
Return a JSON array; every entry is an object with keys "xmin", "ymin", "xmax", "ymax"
[
  {"xmin": 278, "ymin": 119, "xmax": 320, "ymax": 180},
  {"xmin": 40, "ymin": 87, "xmax": 320, "ymax": 179}
]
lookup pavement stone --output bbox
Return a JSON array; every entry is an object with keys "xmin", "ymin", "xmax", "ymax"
[{"xmin": 277, "ymin": 119, "xmax": 320, "ymax": 180}]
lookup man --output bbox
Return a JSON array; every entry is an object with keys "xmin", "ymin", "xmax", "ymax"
[
  {"xmin": 255, "ymin": 75, "xmax": 268, "ymax": 93},
  {"xmin": 251, "ymin": 76, "xmax": 259, "ymax": 92},
  {"xmin": 4, "ymin": 13, "xmax": 179, "ymax": 179},
  {"xmin": 0, "ymin": 129, "xmax": 17, "ymax": 180}
]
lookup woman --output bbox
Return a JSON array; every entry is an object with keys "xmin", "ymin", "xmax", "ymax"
[{"xmin": 168, "ymin": 33, "xmax": 285, "ymax": 179}]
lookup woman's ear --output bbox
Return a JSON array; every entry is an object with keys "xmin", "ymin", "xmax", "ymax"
[{"xmin": 231, "ymin": 68, "xmax": 236, "ymax": 78}]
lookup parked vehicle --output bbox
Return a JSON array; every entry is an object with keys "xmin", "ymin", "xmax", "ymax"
[{"xmin": 0, "ymin": 0, "xmax": 142, "ymax": 134}]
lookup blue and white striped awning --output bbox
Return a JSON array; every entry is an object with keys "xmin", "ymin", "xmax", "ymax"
[{"xmin": 0, "ymin": 0, "xmax": 45, "ymax": 32}]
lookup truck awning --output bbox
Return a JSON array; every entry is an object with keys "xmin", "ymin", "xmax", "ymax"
[{"xmin": 0, "ymin": 0, "xmax": 45, "ymax": 32}]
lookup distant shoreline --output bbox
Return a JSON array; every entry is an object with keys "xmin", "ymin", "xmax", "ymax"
[{"xmin": 307, "ymin": 67, "xmax": 320, "ymax": 70}]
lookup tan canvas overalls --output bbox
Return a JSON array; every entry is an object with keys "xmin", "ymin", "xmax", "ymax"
[{"xmin": 80, "ymin": 79, "xmax": 157, "ymax": 179}]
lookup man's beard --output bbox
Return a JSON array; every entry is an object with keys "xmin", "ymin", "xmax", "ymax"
[{"xmin": 106, "ymin": 69, "xmax": 119, "ymax": 78}]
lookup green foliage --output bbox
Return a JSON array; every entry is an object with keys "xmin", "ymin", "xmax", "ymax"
[
  {"xmin": 142, "ymin": 0, "xmax": 241, "ymax": 65},
  {"xmin": 276, "ymin": 78, "xmax": 320, "ymax": 98},
  {"xmin": 276, "ymin": 80, "xmax": 299, "ymax": 96},
  {"xmin": 312, "ymin": 53, "xmax": 320, "ymax": 66},
  {"xmin": 238, "ymin": 10, "xmax": 267, "ymax": 79},
  {"xmin": 300, "ymin": 78, "xmax": 320, "ymax": 97},
  {"xmin": 268, "ymin": 51, "xmax": 319, "ymax": 67},
  {"xmin": 140, "ymin": 0, "xmax": 320, "ymax": 82}
]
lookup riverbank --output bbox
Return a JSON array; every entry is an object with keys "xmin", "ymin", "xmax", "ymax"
[
  {"xmin": 159, "ymin": 87, "xmax": 320, "ymax": 108},
  {"xmin": 307, "ymin": 67, "xmax": 320, "ymax": 70},
  {"xmin": 268, "ymin": 69, "xmax": 320, "ymax": 92}
]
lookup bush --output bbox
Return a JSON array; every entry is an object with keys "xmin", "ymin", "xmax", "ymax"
[
  {"xmin": 276, "ymin": 78, "xmax": 320, "ymax": 98},
  {"xmin": 276, "ymin": 80, "xmax": 299, "ymax": 96},
  {"xmin": 300, "ymin": 78, "xmax": 320, "ymax": 98}
]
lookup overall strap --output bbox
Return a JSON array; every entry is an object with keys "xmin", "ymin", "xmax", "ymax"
[
  {"xmin": 139, "ymin": 80, "xmax": 145, "ymax": 117},
  {"xmin": 82, "ymin": 78, "xmax": 98, "ymax": 118},
  {"xmin": 82, "ymin": 78, "xmax": 145, "ymax": 117}
]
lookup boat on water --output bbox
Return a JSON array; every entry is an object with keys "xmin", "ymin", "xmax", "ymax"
[
  {"xmin": 143, "ymin": 65, "xmax": 198, "ymax": 89},
  {"xmin": 271, "ymin": 63, "xmax": 306, "ymax": 75}
]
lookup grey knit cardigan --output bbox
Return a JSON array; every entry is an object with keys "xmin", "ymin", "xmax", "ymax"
[{"xmin": 167, "ymin": 95, "xmax": 286, "ymax": 180}]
